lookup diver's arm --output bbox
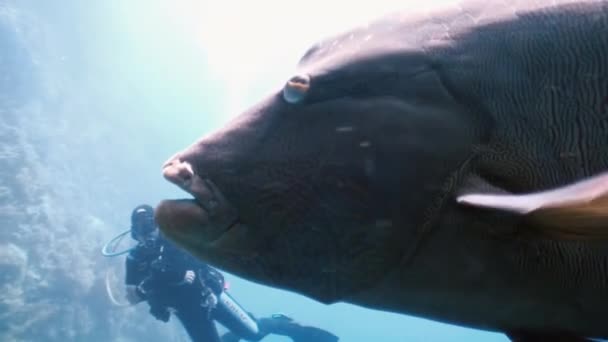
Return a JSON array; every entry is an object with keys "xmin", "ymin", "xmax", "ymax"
[
  {"xmin": 125, "ymin": 285, "xmax": 146, "ymax": 304},
  {"xmin": 124, "ymin": 253, "xmax": 148, "ymax": 304},
  {"xmin": 124, "ymin": 253, "xmax": 142, "ymax": 286}
]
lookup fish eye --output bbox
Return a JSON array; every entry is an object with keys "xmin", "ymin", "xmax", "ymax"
[{"xmin": 282, "ymin": 74, "xmax": 311, "ymax": 104}]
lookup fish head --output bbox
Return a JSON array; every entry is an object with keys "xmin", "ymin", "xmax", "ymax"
[{"xmin": 156, "ymin": 23, "xmax": 482, "ymax": 303}]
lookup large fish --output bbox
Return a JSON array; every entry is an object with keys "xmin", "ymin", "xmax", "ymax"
[{"xmin": 155, "ymin": 0, "xmax": 608, "ymax": 340}]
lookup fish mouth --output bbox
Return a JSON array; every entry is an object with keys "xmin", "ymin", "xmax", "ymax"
[{"xmin": 156, "ymin": 157, "xmax": 241, "ymax": 244}]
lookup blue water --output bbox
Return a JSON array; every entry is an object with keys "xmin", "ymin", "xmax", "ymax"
[{"xmin": 0, "ymin": 1, "xmax": 508, "ymax": 341}]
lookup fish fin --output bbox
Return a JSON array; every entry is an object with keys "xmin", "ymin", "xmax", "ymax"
[{"xmin": 456, "ymin": 172, "xmax": 608, "ymax": 240}]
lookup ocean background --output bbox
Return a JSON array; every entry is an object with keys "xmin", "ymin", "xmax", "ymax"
[{"xmin": 0, "ymin": 0, "xmax": 509, "ymax": 341}]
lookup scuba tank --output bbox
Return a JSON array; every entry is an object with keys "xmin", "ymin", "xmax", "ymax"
[
  {"xmin": 198, "ymin": 268, "xmax": 260, "ymax": 340},
  {"xmin": 214, "ymin": 291, "xmax": 260, "ymax": 339}
]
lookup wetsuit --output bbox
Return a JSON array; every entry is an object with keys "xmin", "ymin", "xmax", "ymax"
[{"xmin": 125, "ymin": 234, "xmax": 225, "ymax": 342}]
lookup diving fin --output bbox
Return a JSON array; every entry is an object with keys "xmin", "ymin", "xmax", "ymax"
[{"xmin": 456, "ymin": 171, "xmax": 608, "ymax": 240}]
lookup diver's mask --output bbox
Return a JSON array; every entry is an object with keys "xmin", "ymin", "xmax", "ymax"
[
  {"xmin": 138, "ymin": 229, "xmax": 159, "ymax": 249},
  {"xmin": 131, "ymin": 209, "xmax": 159, "ymax": 248}
]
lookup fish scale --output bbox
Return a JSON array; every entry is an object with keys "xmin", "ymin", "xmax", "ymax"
[{"xmin": 437, "ymin": 1, "xmax": 608, "ymax": 190}]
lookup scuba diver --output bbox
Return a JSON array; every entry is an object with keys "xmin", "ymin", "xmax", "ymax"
[{"xmin": 123, "ymin": 204, "xmax": 339, "ymax": 342}]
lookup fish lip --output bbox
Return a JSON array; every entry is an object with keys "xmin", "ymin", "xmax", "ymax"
[
  {"xmin": 162, "ymin": 157, "xmax": 216, "ymax": 211},
  {"xmin": 160, "ymin": 158, "xmax": 241, "ymax": 242},
  {"xmin": 156, "ymin": 198, "xmax": 242, "ymax": 246}
]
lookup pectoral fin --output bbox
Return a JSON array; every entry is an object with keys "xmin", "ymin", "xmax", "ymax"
[{"xmin": 456, "ymin": 172, "xmax": 608, "ymax": 240}]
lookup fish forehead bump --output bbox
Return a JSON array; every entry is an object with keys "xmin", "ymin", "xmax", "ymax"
[
  {"xmin": 296, "ymin": 0, "xmax": 604, "ymax": 75},
  {"xmin": 293, "ymin": 7, "xmax": 467, "ymax": 79},
  {"xmin": 294, "ymin": 1, "xmax": 491, "ymax": 69}
]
